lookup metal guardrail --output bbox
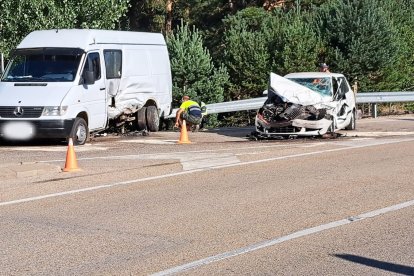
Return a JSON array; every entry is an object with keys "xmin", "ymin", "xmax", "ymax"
[
  {"xmin": 166, "ymin": 91, "xmax": 414, "ymax": 119},
  {"xmin": 356, "ymin": 91, "xmax": 414, "ymax": 104},
  {"xmin": 165, "ymin": 97, "xmax": 267, "ymax": 119}
]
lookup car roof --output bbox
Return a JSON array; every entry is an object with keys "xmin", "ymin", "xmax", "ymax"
[{"xmin": 284, "ymin": 72, "xmax": 345, "ymax": 78}]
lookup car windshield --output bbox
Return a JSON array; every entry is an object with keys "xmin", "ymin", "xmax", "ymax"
[
  {"xmin": 287, "ymin": 77, "xmax": 332, "ymax": 96},
  {"xmin": 1, "ymin": 48, "xmax": 83, "ymax": 82}
]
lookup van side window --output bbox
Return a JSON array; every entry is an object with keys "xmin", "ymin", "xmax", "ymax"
[
  {"xmin": 104, "ymin": 50, "xmax": 122, "ymax": 79},
  {"xmin": 83, "ymin": 52, "xmax": 101, "ymax": 80}
]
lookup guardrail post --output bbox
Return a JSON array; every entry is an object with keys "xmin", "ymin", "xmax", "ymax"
[{"xmin": 371, "ymin": 103, "xmax": 378, "ymax": 118}]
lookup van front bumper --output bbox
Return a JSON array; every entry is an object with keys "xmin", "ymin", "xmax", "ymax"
[{"xmin": 0, "ymin": 119, "xmax": 75, "ymax": 140}]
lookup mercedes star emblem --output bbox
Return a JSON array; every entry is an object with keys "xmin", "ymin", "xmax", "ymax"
[{"xmin": 14, "ymin": 106, "xmax": 24, "ymax": 117}]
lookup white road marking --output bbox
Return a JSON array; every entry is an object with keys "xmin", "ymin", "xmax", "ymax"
[
  {"xmin": 0, "ymin": 145, "xmax": 108, "ymax": 152},
  {"xmin": 301, "ymin": 142, "xmax": 327, "ymax": 147},
  {"xmin": 118, "ymin": 139, "xmax": 176, "ymax": 145},
  {"xmin": 0, "ymin": 170, "xmax": 201, "ymax": 207},
  {"xmin": 357, "ymin": 117, "xmax": 414, "ymax": 123},
  {"xmin": 1, "ymin": 137, "xmax": 414, "ymax": 208},
  {"xmin": 41, "ymin": 144, "xmax": 292, "ymax": 163},
  {"xmin": 341, "ymin": 131, "xmax": 414, "ymax": 137},
  {"xmin": 151, "ymin": 199, "xmax": 414, "ymax": 276}
]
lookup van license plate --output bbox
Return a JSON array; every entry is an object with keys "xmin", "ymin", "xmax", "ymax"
[{"xmin": 2, "ymin": 122, "xmax": 35, "ymax": 140}]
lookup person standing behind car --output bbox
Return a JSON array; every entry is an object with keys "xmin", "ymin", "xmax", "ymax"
[
  {"xmin": 175, "ymin": 95, "xmax": 202, "ymax": 129},
  {"xmin": 319, "ymin": 63, "xmax": 331, "ymax": 73}
]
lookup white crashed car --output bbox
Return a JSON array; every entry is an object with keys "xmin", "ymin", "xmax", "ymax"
[{"xmin": 255, "ymin": 72, "xmax": 356, "ymax": 138}]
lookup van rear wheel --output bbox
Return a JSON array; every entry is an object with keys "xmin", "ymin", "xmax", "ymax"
[
  {"xmin": 137, "ymin": 107, "xmax": 147, "ymax": 131},
  {"xmin": 69, "ymin": 117, "xmax": 89, "ymax": 145},
  {"xmin": 146, "ymin": 105, "xmax": 159, "ymax": 132}
]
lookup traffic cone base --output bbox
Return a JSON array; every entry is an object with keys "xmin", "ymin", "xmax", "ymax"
[
  {"xmin": 178, "ymin": 120, "xmax": 191, "ymax": 144},
  {"xmin": 63, "ymin": 138, "xmax": 81, "ymax": 172}
]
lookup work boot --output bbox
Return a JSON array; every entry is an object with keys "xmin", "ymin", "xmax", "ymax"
[{"xmin": 192, "ymin": 125, "xmax": 200, "ymax": 132}]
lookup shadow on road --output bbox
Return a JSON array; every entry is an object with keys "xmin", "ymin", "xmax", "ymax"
[
  {"xmin": 395, "ymin": 118, "xmax": 414, "ymax": 122},
  {"xmin": 0, "ymin": 138, "xmax": 66, "ymax": 147},
  {"xmin": 334, "ymin": 254, "xmax": 414, "ymax": 275},
  {"xmin": 206, "ymin": 126, "xmax": 255, "ymax": 139}
]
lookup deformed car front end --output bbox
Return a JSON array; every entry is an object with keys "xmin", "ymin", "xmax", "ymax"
[{"xmin": 254, "ymin": 72, "xmax": 356, "ymax": 138}]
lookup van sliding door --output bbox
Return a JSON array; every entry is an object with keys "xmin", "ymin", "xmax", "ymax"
[{"xmin": 103, "ymin": 50, "xmax": 122, "ymax": 118}]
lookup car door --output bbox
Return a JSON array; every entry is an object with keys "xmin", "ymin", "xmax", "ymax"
[
  {"xmin": 333, "ymin": 77, "xmax": 353, "ymax": 130},
  {"xmin": 81, "ymin": 51, "xmax": 107, "ymax": 130}
]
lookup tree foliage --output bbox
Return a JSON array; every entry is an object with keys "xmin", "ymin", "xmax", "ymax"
[
  {"xmin": 167, "ymin": 22, "xmax": 229, "ymax": 107},
  {"xmin": 377, "ymin": 0, "xmax": 414, "ymax": 91},
  {"xmin": 0, "ymin": 0, "xmax": 130, "ymax": 57},
  {"xmin": 222, "ymin": 7, "xmax": 320, "ymax": 100},
  {"xmin": 1, "ymin": 0, "xmax": 414, "ymax": 117},
  {"xmin": 316, "ymin": 0, "xmax": 397, "ymax": 91}
]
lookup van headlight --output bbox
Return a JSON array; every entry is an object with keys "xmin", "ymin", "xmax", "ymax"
[{"xmin": 42, "ymin": 106, "xmax": 68, "ymax": 116}]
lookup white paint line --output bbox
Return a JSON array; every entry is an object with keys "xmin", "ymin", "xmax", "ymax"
[
  {"xmin": 41, "ymin": 144, "xmax": 292, "ymax": 163},
  {"xmin": 118, "ymin": 139, "xmax": 176, "ymax": 145},
  {"xmin": 1, "ymin": 137, "xmax": 414, "ymax": 208},
  {"xmin": 301, "ymin": 142, "xmax": 327, "ymax": 147},
  {"xmin": 357, "ymin": 117, "xmax": 414, "ymax": 124},
  {"xmin": 151, "ymin": 199, "xmax": 414, "ymax": 276},
  {"xmin": 344, "ymin": 131, "xmax": 414, "ymax": 137},
  {"xmin": 0, "ymin": 169, "xmax": 202, "ymax": 207},
  {"xmin": 0, "ymin": 145, "xmax": 108, "ymax": 152}
]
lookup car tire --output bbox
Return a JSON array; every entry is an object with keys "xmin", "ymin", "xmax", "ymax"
[
  {"xmin": 329, "ymin": 119, "xmax": 336, "ymax": 134},
  {"xmin": 146, "ymin": 105, "xmax": 159, "ymax": 132},
  {"xmin": 345, "ymin": 110, "xmax": 356, "ymax": 130},
  {"xmin": 69, "ymin": 117, "xmax": 89, "ymax": 145},
  {"xmin": 136, "ymin": 107, "xmax": 147, "ymax": 131}
]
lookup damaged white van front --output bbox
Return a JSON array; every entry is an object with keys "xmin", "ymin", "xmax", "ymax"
[
  {"xmin": 255, "ymin": 72, "xmax": 356, "ymax": 138},
  {"xmin": 0, "ymin": 29, "xmax": 172, "ymax": 145}
]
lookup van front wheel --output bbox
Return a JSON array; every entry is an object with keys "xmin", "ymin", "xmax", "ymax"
[{"xmin": 70, "ymin": 117, "xmax": 89, "ymax": 145}]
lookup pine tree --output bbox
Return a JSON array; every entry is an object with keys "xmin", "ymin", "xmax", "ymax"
[
  {"xmin": 0, "ymin": 0, "xmax": 130, "ymax": 57},
  {"xmin": 167, "ymin": 21, "xmax": 229, "ymax": 126},
  {"xmin": 378, "ymin": 0, "xmax": 414, "ymax": 91},
  {"xmin": 222, "ymin": 7, "xmax": 321, "ymax": 100},
  {"xmin": 316, "ymin": 0, "xmax": 397, "ymax": 91}
]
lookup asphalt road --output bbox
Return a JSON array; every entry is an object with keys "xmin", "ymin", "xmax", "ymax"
[{"xmin": 1, "ymin": 115, "xmax": 414, "ymax": 275}]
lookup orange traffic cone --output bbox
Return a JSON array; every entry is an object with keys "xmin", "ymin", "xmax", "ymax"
[
  {"xmin": 178, "ymin": 120, "xmax": 191, "ymax": 144},
  {"xmin": 63, "ymin": 138, "xmax": 81, "ymax": 172}
]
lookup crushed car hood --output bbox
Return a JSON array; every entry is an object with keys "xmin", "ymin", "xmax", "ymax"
[{"xmin": 269, "ymin": 73, "xmax": 330, "ymax": 106}]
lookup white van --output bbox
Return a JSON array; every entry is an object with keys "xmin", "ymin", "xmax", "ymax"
[{"xmin": 0, "ymin": 29, "xmax": 172, "ymax": 144}]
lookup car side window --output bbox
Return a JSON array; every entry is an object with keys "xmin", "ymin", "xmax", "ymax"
[
  {"xmin": 339, "ymin": 77, "xmax": 349, "ymax": 95},
  {"xmin": 332, "ymin": 78, "xmax": 339, "ymax": 95},
  {"xmin": 104, "ymin": 50, "xmax": 122, "ymax": 79},
  {"xmin": 83, "ymin": 52, "xmax": 101, "ymax": 80}
]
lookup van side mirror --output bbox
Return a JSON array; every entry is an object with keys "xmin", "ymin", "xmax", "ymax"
[{"xmin": 83, "ymin": 70, "xmax": 95, "ymax": 85}]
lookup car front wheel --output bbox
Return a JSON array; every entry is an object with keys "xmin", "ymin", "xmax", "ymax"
[{"xmin": 345, "ymin": 110, "xmax": 356, "ymax": 130}]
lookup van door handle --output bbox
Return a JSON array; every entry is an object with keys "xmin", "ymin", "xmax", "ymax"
[{"xmin": 100, "ymin": 87, "xmax": 106, "ymax": 91}]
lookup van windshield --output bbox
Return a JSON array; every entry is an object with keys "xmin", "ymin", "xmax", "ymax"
[
  {"xmin": 1, "ymin": 48, "xmax": 83, "ymax": 82},
  {"xmin": 287, "ymin": 77, "xmax": 332, "ymax": 97}
]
